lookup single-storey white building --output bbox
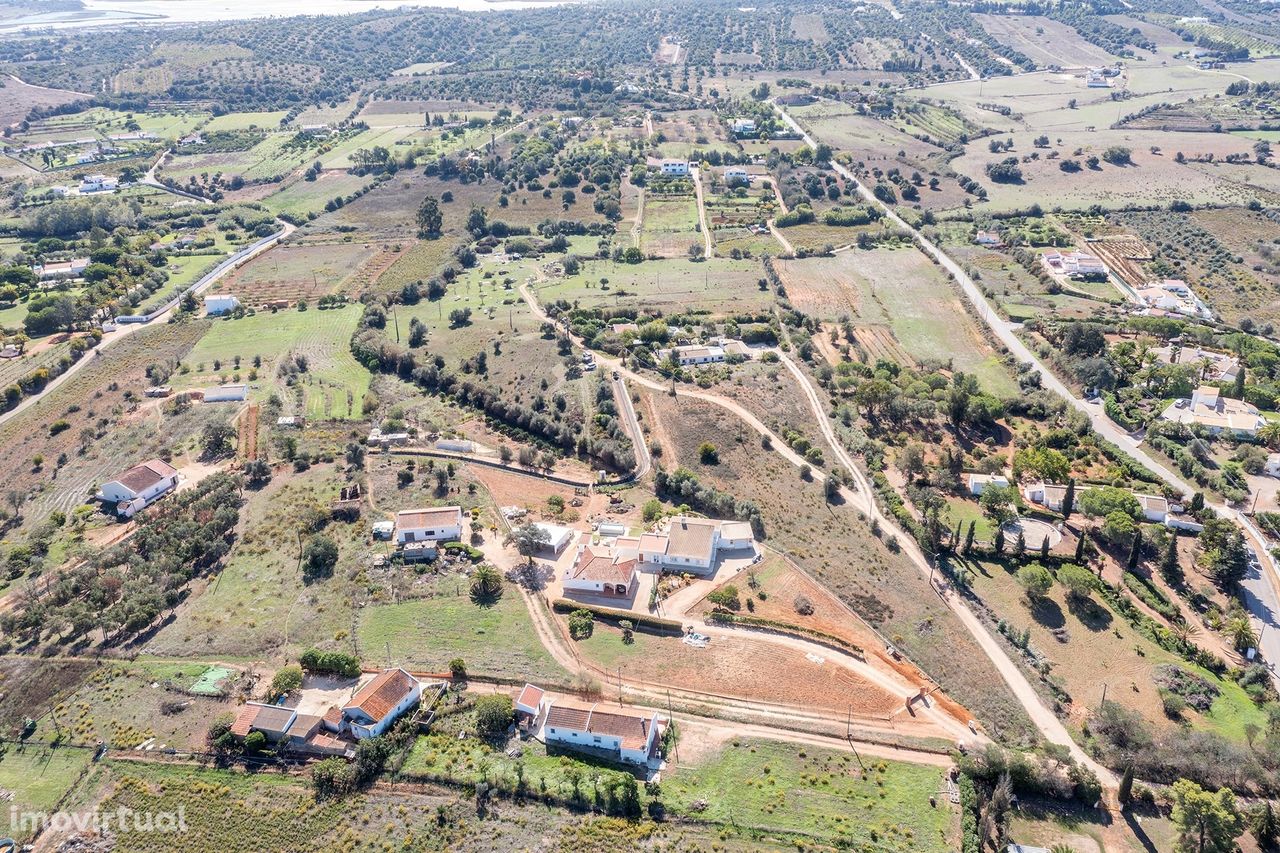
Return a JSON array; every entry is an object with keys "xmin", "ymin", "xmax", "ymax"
[
  {"xmin": 659, "ymin": 160, "xmax": 690, "ymax": 176},
  {"xmin": 730, "ymin": 118, "xmax": 756, "ymax": 135},
  {"xmin": 34, "ymin": 258, "xmax": 89, "ymax": 280},
  {"xmin": 340, "ymin": 668, "xmax": 423, "ymax": 739},
  {"xmin": 966, "ymin": 473, "xmax": 1010, "ymax": 496},
  {"xmin": 202, "ymin": 384, "xmax": 248, "ymax": 403},
  {"xmin": 97, "ymin": 458, "xmax": 179, "ymax": 518},
  {"xmin": 515, "ymin": 683, "xmax": 545, "ymax": 729},
  {"xmin": 435, "ymin": 438, "xmax": 474, "ymax": 453},
  {"xmin": 656, "ymin": 345, "xmax": 726, "ymax": 367},
  {"xmin": 532, "ymin": 522, "xmax": 575, "ymax": 555},
  {"xmin": 394, "ymin": 506, "xmax": 463, "ymax": 545},
  {"xmin": 542, "ymin": 700, "xmax": 662, "ymax": 765},
  {"xmin": 564, "ymin": 542, "xmax": 638, "ymax": 597},
  {"xmin": 1266, "ymin": 454, "xmax": 1280, "ymax": 478},
  {"xmin": 724, "ymin": 166, "xmax": 750, "ymax": 183},
  {"xmin": 1161, "ymin": 385, "xmax": 1265, "ymax": 437},
  {"xmin": 204, "ymin": 294, "xmax": 241, "ymax": 316},
  {"xmin": 1021, "ymin": 482, "xmax": 1075, "ymax": 512},
  {"xmin": 975, "ymin": 230, "xmax": 1002, "ymax": 247},
  {"xmin": 636, "ymin": 516, "xmax": 754, "ymax": 573},
  {"xmin": 1135, "ymin": 493, "xmax": 1172, "ymax": 523}
]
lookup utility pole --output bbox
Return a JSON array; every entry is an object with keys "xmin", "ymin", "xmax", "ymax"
[
  {"xmin": 617, "ymin": 666, "xmax": 623, "ymax": 707},
  {"xmin": 1100, "ymin": 682, "xmax": 1108, "ymax": 708},
  {"xmin": 392, "ymin": 304, "xmax": 400, "ymax": 343}
]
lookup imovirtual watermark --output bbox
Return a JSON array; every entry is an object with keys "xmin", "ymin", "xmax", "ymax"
[{"xmin": 8, "ymin": 805, "xmax": 188, "ymax": 835}]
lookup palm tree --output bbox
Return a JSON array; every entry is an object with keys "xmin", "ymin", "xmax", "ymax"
[
  {"xmin": 1228, "ymin": 616, "xmax": 1257, "ymax": 653},
  {"xmin": 470, "ymin": 564, "xmax": 503, "ymax": 600},
  {"xmin": 1259, "ymin": 420, "xmax": 1280, "ymax": 450}
]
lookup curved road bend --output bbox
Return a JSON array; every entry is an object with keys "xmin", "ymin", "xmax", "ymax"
[
  {"xmin": 0, "ymin": 222, "xmax": 293, "ymax": 431},
  {"xmin": 778, "ymin": 96, "xmax": 1280, "ymax": 675}
]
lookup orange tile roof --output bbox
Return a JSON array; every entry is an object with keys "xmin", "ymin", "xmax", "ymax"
[
  {"xmin": 230, "ymin": 703, "xmax": 260, "ymax": 738},
  {"xmin": 516, "ymin": 683, "xmax": 544, "ymax": 712},
  {"xmin": 568, "ymin": 545, "xmax": 636, "ymax": 584},
  {"xmin": 545, "ymin": 702, "xmax": 654, "ymax": 750},
  {"xmin": 114, "ymin": 459, "xmax": 177, "ymax": 495},
  {"xmin": 345, "ymin": 669, "xmax": 418, "ymax": 723}
]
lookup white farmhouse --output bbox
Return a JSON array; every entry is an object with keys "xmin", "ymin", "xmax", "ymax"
[
  {"xmin": 966, "ymin": 473, "xmax": 1009, "ymax": 496},
  {"xmin": 563, "ymin": 541, "xmax": 639, "ymax": 598},
  {"xmin": 659, "ymin": 160, "xmax": 690, "ymax": 176},
  {"xmin": 542, "ymin": 701, "xmax": 662, "ymax": 765},
  {"xmin": 204, "ymin": 294, "xmax": 241, "ymax": 316},
  {"xmin": 97, "ymin": 458, "xmax": 179, "ymax": 518},
  {"xmin": 340, "ymin": 668, "xmax": 423, "ymax": 739},
  {"xmin": 724, "ymin": 166, "xmax": 750, "ymax": 183},
  {"xmin": 636, "ymin": 517, "xmax": 754, "ymax": 573},
  {"xmin": 1161, "ymin": 385, "xmax": 1265, "ymax": 437},
  {"xmin": 35, "ymin": 258, "xmax": 89, "ymax": 281},
  {"xmin": 730, "ymin": 118, "xmax": 756, "ymax": 135},
  {"xmin": 656, "ymin": 345, "xmax": 726, "ymax": 367},
  {"xmin": 394, "ymin": 506, "xmax": 463, "ymax": 545}
]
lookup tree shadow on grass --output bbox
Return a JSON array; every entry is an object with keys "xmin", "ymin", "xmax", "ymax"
[
  {"xmin": 470, "ymin": 588, "xmax": 503, "ymax": 608},
  {"xmin": 1068, "ymin": 596, "xmax": 1114, "ymax": 632},
  {"xmin": 1030, "ymin": 596, "xmax": 1066, "ymax": 630}
]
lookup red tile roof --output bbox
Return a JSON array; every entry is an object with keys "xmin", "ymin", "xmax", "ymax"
[
  {"xmin": 516, "ymin": 683, "xmax": 544, "ymax": 713},
  {"xmin": 114, "ymin": 459, "xmax": 177, "ymax": 495},
  {"xmin": 345, "ymin": 669, "xmax": 418, "ymax": 723},
  {"xmin": 230, "ymin": 703, "xmax": 260, "ymax": 738},
  {"xmin": 545, "ymin": 702, "xmax": 654, "ymax": 750},
  {"xmin": 568, "ymin": 545, "xmax": 636, "ymax": 585}
]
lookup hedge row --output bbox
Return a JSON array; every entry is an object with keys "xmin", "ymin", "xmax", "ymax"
[
  {"xmin": 551, "ymin": 599, "xmax": 683, "ymax": 636},
  {"xmin": 705, "ymin": 611, "xmax": 864, "ymax": 659}
]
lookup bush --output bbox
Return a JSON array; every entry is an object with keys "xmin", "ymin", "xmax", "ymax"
[
  {"xmin": 474, "ymin": 694, "xmax": 513, "ymax": 738},
  {"xmin": 551, "ymin": 599, "xmax": 683, "ymax": 635},
  {"xmin": 793, "ymin": 594, "xmax": 814, "ymax": 615},
  {"xmin": 302, "ymin": 535, "xmax": 338, "ymax": 581},
  {"xmin": 449, "ymin": 658, "xmax": 466, "ymax": 678},
  {"xmin": 269, "ymin": 665, "xmax": 303, "ymax": 700},
  {"xmin": 707, "ymin": 584, "xmax": 740, "ymax": 610},
  {"xmin": 300, "ymin": 648, "xmax": 361, "ymax": 678},
  {"xmin": 243, "ymin": 730, "xmax": 266, "ymax": 753},
  {"xmin": 568, "ymin": 608, "xmax": 594, "ymax": 640}
]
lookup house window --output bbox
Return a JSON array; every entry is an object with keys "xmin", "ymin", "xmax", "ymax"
[{"xmin": 593, "ymin": 736, "xmax": 601, "ymax": 743}]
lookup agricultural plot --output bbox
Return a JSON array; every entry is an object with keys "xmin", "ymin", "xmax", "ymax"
[
  {"xmin": 777, "ymin": 249, "xmax": 1017, "ymax": 394},
  {"xmin": 160, "ymin": 132, "xmax": 317, "ymax": 184},
  {"xmin": 973, "ymin": 14, "xmax": 1119, "ymax": 68},
  {"xmin": 946, "ymin": 243, "xmax": 1100, "ymax": 322},
  {"xmin": 202, "ymin": 111, "xmax": 289, "ymax": 132},
  {"xmin": 0, "ymin": 76, "xmax": 85, "ymax": 130},
  {"xmin": 962, "ymin": 554, "xmax": 1267, "ymax": 741},
  {"xmin": 1150, "ymin": 17, "xmax": 1280, "ymax": 59},
  {"xmin": 175, "ymin": 305, "xmax": 371, "ymax": 420},
  {"xmin": 662, "ymin": 739, "xmax": 953, "ymax": 852},
  {"xmin": 317, "ymin": 125, "xmax": 426, "ymax": 169},
  {"xmin": 536, "ymin": 256, "xmax": 772, "ymax": 317},
  {"xmin": 787, "ymin": 101, "xmax": 946, "ymax": 167},
  {"xmin": 356, "ymin": 578, "xmax": 568, "ymax": 683},
  {"xmin": 145, "ymin": 469, "xmax": 366, "ymax": 659},
  {"xmin": 289, "ymin": 94, "xmax": 361, "ymax": 127},
  {"xmin": 0, "ymin": 323, "xmax": 208, "ymax": 538},
  {"xmin": 258, "ymin": 170, "xmax": 373, "ymax": 219},
  {"xmin": 638, "ymin": 195, "xmax": 701, "ymax": 258},
  {"xmin": 219, "ymin": 241, "xmax": 376, "ymax": 305},
  {"xmin": 309, "ymin": 171, "xmax": 488, "ymax": 242},
  {"xmin": 0, "ymin": 747, "xmax": 94, "ymax": 841},
  {"xmin": 946, "ymin": 127, "xmax": 1267, "ymax": 213},
  {"xmin": 651, "ymin": 108, "xmax": 736, "ymax": 159}
]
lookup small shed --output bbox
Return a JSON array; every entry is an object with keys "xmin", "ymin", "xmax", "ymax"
[{"xmin": 533, "ymin": 522, "xmax": 575, "ymax": 555}]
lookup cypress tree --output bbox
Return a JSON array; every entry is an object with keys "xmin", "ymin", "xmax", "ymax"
[
  {"xmin": 963, "ymin": 520, "xmax": 976, "ymax": 555},
  {"xmin": 1118, "ymin": 765, "xmax": 1134, "ymax": 807},
  {"xmin": 1126, "ymin": 528, "xmax": 1143, "ymax": 572},
  {"xmin": 993, "ymin": 527, "xmax": 1005, "ymax": 555},
  {"xmin": 1062, "ymin": 478, "xmax": 1076, "ymax": 520},
  {"xmin": 1014, "ymin": 530, "xmax": 1026, "ymax": 558},
  {"xmin": 1039, "ymin": 535, "xmax": 1050, "ymax": 561},
  {"xmin": 1161, "ymin": 534, "xmax": 1183, "ymax": 585},
  {"xmin": 1233, "ymin": 364, "xmax": 1247, "ymax": 400},
  {"xmin": 1075, "ymin": 530, "xmax": 1087, "ymax": 564}
]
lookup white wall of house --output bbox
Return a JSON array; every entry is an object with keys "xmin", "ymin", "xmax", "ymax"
[{"xmin": 396, "ymin": 522, "xmax": 462, "ymax": 544}]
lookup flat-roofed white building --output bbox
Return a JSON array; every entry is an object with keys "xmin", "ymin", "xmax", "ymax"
[{"xmin": 394, "ymin": 506, "xmax": 463, "ymax": 544}]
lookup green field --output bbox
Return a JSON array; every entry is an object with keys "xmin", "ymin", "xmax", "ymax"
[
  {"xmin": 260, "ymin": 171, "xmax": 375, "ymax": 218},
  {"xmin": 777, "ymin": 249, "xmax": 1018, "ymax": 395},
  {"xmin": 203, "ymin": 111, "xmax": 290, "ymax": 132},
  {"xmin": 357, "ymin": 578, "xmax": 568, "ymax": 683},
  {"xmin": 662, "ymin": 739, "xmax": 953, "ymax": 851},
  {"xmin": 175, "ymin": 304, "xmax": 372, "ymax": 420},
  {"xmin": 534, "ymin": 256, "xmax": 772, "ymax": 317},
  {"xmin": 0, "ymin": 746, "xmax": 93, "ymax": 839}
]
